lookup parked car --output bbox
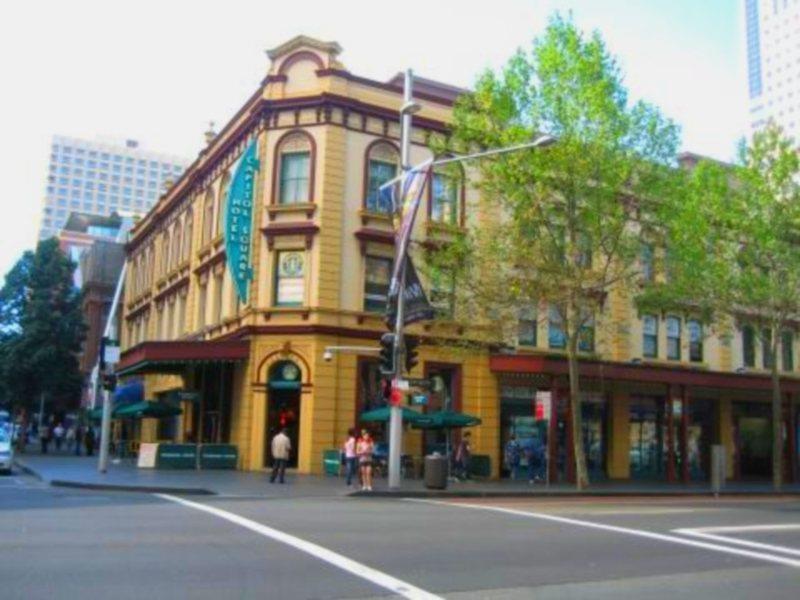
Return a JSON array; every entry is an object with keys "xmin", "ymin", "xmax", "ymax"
[{"xmin": 0, "ymin": 426, "xmax": 13, "ymax": 474}]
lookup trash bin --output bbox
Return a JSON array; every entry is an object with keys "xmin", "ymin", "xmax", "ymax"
[
  {"xmin": 424, "ymin": 454, "xmax": 448, "ymax": 489},
  {"xmin": 323, "ymin": 449, "xmax": 341, "ymax": 476}
]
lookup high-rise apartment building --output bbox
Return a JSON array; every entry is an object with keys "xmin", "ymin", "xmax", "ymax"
[
  {"xmin": 39, "ymin": 136, "xmax": 189, "ymax": 240},
  {"xmin": 745, "ymin": 0, "xmax": 800, "ymax": 139}
]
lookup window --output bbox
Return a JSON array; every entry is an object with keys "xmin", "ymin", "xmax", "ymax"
[
  {"xmin": 688, "ymin": 320, "xmax": 703, "ymax": 362},
  {"xmin": 548, "ymin": 305, "xmax": 566, "ymax": 349},
  {"xmin": 430, "ymin": 172, "xmax": 460, "ymax": 225},
  {"xmin": 217, "ymin": 172, "xmax": 230, "ymax": 237},
  {"xmin": 641, "ymin": 244, "xmax": 655, "ymax": 282},
  {"xmin": 182, "ymin": 211, "xmax": 193, "ymax": 261},
  {"xmin": 518, "ymin": 306, "xmax": 537, "ymax": 347},
  {"xmin": 171, "ymin": 222, "xmax": 182, "ymax": 270},
  {"xmin": 213, "ymin": 272, "xmax": 224, "ymax": 323},
  {"xmin": 279, "ymin": 152, "xmax": 310, "ymax": 204},
  {"xmin": 666, "ymin": 316, "xmax": 681, "ymax": 360},
  {"xmin": 364, "ymin": 256, "xmax": 392, "ymax": 313},
  {"xmin": 643, "ymin": 315, "xmax": 658, "ymax": 358},
  {"xmin": 365, "ymin": 143, "xmax": 399, "ymax": 213},
  {"xmin": 782, "ymin": 330, "xmax": 794, "ymax": 371},
  {"xmin": 578, "ymin": 314, "xmax": 595, "ymax": 352},
  {"xmin": 430, "ymin": 272, "xmax": 455, "ymax": 318},
  {"xmin": 274, "ymin": 251, "xmax": 305, "ymax": 306},
  {"xmin": 742, "ymin": 325, "xmax": 756, "ymax": 367},
  {"xmin": 202, "ymin": 189, "xmax": 215, "ymax": 246},
  {"xmin": 197, "ymin": 282, "xmax": 207, "ymax": 329},
  {"xmin": 762, "ymin": 328, "xmax": 774, "ymax": 369}
]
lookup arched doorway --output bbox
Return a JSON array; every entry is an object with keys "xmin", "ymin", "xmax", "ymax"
[{"xmin": 265, "ymin": 360, "xmax": 302, "ymax": 468}]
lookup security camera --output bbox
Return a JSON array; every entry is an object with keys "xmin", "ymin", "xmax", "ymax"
[{"xmin": 323, "ymin": 349, "xmax": 333, "ymax": 362}]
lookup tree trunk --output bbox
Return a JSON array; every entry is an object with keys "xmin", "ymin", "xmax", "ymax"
[
  {"xmin": 770, "ymin": 326, "xmax": 783, "ymax": 491},
  {"xmin": 566, "ymin": 344, "xmax": 589, "ymax": 490}
]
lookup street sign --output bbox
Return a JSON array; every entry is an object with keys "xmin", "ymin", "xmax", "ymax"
[
  {"xmin": 403, "ymin": 377, "xmax": 434, "ymax": 390},
  {"xmin": 535, "ymin": 391, "xmax": 552, "ymax": 421},
  {"xmin": 103, "ymin": 343, "xmax": 120, "ymax": 365},
  {"xmin": 410, "ymin": 394, "xmax": 428, "ymax": 406}
]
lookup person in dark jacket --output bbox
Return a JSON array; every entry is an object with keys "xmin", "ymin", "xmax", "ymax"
[{"xmin": 84, "ymin": 426, "xmax": 96, "ymax": 457}]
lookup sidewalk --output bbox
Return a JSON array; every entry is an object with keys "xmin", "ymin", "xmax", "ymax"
[{"xmin": 14, "ymin": 451, "xmax": 800, "ymax": 498}]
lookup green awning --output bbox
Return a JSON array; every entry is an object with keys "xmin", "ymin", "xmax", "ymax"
[
  {"xmin": 411, "ymin": 410, "xmax": 482, "ymax": 430},
  {"xmin": 359, "ymin": 406, "xmax": 426, "ymax": 424},
  {"xmin": 114, "ymin": 401, "xmax": 183, "ymax": 419}
]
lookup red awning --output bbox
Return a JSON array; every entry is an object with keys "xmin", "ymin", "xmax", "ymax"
[
  {"xmin": 489, "ymin": 354, "xmax": 800, "ymax": 393},
  {"xmin": 116, "ymin": 341, "xmax": 249, "ymax": 376}
]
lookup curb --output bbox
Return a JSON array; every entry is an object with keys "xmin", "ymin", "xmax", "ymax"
[
  {"xmin": 351, "ymin": 489, "xmax": 800, "ymax": 499},
  {"xmin": 49, "ymin": 479, "xmax": 215, "ymax": 496},
  {"xmin": 14, "ymin": 459, "xmax": 214, "ymax": 496}
]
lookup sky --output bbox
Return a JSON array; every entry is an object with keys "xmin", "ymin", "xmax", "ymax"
[{"xmin": 0, "ymin": 0, "xmax": 748, "ymax": 281}]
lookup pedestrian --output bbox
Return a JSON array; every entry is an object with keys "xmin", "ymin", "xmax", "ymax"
[
  {"xmin": 524, "ymin": 435, "xmax": 545, "ymax": 484},
  {"xmin": 454, "ymin": 431, "xmax": 472, "ymax": 480},
  {"xmin": 505, "ymin": 434, "xmax": 521, "ymax": 480},
  {"xmin": 53, "ymin": 423, "xmax": 65, "ymax": 452},
  {"xmin": 40, "ymin": 422, "xmax": 51, "ymax": 454},
  {"xmin": 342, "ymin": 428, "xmax": 358, "ymax": 487},
  {"xmin": 269, "ymin": 428, "xmax": 291, "ymax": 484},
  {"xmin": 74, "ymin": 424, "xmax": 83, "ymax": 456},
  {"xmin": 84, "ymin": 425, "xmax": 96, "ymax": 457},
  {"xmin": 356, "ymin": 429, "xmax": 375, "ymax": 491},
  {"xmin": 66, "ymin": 424, "xmax": 76, "ymax": 453}
]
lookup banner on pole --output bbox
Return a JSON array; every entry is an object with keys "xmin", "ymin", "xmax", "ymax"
[
  {"xmin": 225, "ymin": 139, "xmax": 259, "ymax": 303},
  {"xmin": 386, "ymin": 257, "xmax": 435, "ymax": 327},
  {"xmin": 387, "ymin": 165, "xmax": 431, "ymax": 302}
]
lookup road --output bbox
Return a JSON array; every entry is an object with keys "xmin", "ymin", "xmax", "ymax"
[{"xmin": 2, "ymin": 472, "xmax": 800, "ymax": 599}]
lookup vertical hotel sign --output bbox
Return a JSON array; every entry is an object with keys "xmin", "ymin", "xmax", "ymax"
[{"xmin": 225, "ymin": 139, "xmax": 259, "ymax": 303}]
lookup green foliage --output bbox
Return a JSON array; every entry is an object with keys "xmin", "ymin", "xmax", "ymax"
[
  {"xmin": 0, "ymin": 238, "xmax": 86, "ymax": 414},
  {"xmin": 426, "ymin": 14, "xmax": 680, "ymax": 488},
  {"xmin": 640, "ymin": 121, "xmax": 800, "ymax": 489}
]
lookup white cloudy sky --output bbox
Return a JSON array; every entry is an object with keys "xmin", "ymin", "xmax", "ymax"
[{"xmin": 0, "ymin": 0, "xmax": 747, "ymax": 280}]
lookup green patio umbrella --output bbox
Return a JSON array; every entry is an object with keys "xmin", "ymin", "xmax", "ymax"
[
  {"xmin": 411, "ymin": 410, "xmax": 482, "ymax": 430},
  {"xmin": 114, "ymin": 400, "xmax": 182, "ymax": 419},
  {"xmin": 359, "ymin": 406, "xmax": 425, "ymax": 424}
]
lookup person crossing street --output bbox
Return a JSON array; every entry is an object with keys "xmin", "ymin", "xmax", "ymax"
[{"xmin": 269, "ymin": 428, "xmax": 291, "ymax": 484}]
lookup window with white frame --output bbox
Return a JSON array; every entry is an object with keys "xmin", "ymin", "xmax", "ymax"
[{"xmin": 274, "ymin": 251, "xmax": 305, "ymax": 306}]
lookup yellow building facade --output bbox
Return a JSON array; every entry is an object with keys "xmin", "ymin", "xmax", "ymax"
[{"xmin": 117, "ymin": 36, "xmax": 799, "ymax": 484}]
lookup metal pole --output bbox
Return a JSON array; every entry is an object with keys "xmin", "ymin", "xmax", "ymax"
[
  {"xmin": 98, "ymin": 262, "xmax": 127, "ymax": 473},
  {"xmin": 37, "ymin": 392, "xmax": 45, "ymax": 431},
  {"xmin": 388, "ymin": 68, "xmax": 414, "ymax": 491}
]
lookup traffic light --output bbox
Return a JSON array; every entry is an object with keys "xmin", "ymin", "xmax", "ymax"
[
  {"xmin": 405, "ymin": 336, "xmax": 419, "ymax": 373},
  {"xmin": 102, "ymin": 373, "xmax": 118, "ymax": 392},
  {"xmin": 379, "ymin": 332, "xmax": 396, "ymax": 375}
]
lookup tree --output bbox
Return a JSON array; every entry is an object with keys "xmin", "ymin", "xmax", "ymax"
[
  {"xmin": 0, "ymin": 239, "xmax": 86, "ymax": 418},
  {"xmin": 425, "ymin": 15, "xmax": 680, "ymax": 488},
  {"xmin": 639, "ymin": 122, "xmax": 800, "ymax": 490}
]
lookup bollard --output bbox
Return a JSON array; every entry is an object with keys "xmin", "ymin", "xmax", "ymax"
[{"xmin": 710, "ymin": 444, "xmax": 726, "ymax": 496}]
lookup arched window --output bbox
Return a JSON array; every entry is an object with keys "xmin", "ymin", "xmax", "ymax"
[
  {"xmin": 364, "ymin": 141, "xmax": 399, "ymax": 214},
  {"xmin": 216, "ymin": 172, "xmax": 231, "ymax": 238},
  {"xmin": 275, "ymin": 132, "xmax": 313, "ymax": 204},
  {"xmin": 160, "ymin": 231, "xmax": 170, "ymax": 277},
  {"xmin": 171, "ymin": 221, "xmax": 182, "ymax": 270},
  {"xmin": 202, "ymin": 188, "xmax": 215, "ymax": 246},
  {"xmin": 429, "ymin": 164, "xmax": 464, "ymax": 225},
  {"xmin": 182, "ymin": 210, "xmax": 193, "ymax": 261}
]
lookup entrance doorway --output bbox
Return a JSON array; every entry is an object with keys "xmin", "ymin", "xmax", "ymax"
[
  {"xmin": 733, "ymin": 402, "xmax": 771, "ymax": 479},
  {"xmin": 265, "ymin": 360, "xmax": 302, "ymax": 468}
]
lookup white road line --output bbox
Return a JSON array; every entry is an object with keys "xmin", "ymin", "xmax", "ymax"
[
  {"xmin": 407, "ymin": 499, "xmax": 800, "ymax": 569},
  {"xmin": 675, "ymin": 525, "xmax": 800, "ymax": 558},
  {"xmin": 682, "ymin": 523, "xmax": 800, "ymax": 534},
  {"xmin": 156, "ymin": 494, "xmax": 442, "ymax": 600}
]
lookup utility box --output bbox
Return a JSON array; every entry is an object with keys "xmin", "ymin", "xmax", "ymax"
[
  {"xmin": 710, "ymin": 444, "xmax": 726, "ymax": 494},
  {"xmin": 424, "ymin": 454, "xmax": 448, "ymax": 490}
]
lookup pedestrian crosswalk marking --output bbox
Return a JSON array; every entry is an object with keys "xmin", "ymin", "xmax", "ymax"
[{"xmin": 157, "ymin": 493, "xmax": 444, "ymax": 600}]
